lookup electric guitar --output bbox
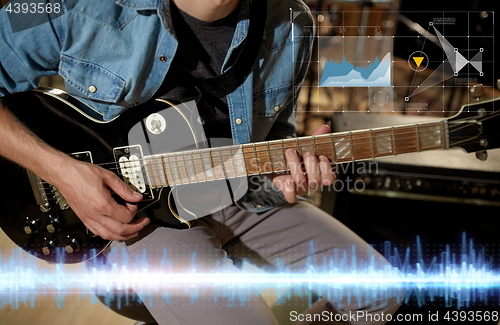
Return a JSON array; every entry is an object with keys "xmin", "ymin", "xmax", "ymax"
[{"xmin": 0, "ymin": 88, "xmax": 499, "ymax": 263}]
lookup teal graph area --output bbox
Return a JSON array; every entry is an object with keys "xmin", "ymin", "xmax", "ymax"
[
  {"xmin": 318, "ymin": 36, "xmax": 393, "ymax": 88},
  {"xmin": 320, "ymin": 52, "xmax": 391, "ymax": 87}
]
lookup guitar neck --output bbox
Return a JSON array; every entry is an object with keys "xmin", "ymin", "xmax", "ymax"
[{"xmin": 143, "ymin": 119, "xmax": 448, "ymax": 188}]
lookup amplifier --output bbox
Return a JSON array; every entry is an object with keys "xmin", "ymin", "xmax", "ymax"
[
  {"xmin": 331, "ymin": 112, "xmax": 500, "ymax": 206},
  {"xmin": 341, "ymin": 161, "xmax": 500, "ymax": 206},
  {"xmin": 325, "ymin": 112, "xmax": 500, "ymax": 246}
]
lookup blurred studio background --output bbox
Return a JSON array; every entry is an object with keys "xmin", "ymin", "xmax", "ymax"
[{"xmin": 1, "ymin": 0, "xmax": 500, "ymax": 324}]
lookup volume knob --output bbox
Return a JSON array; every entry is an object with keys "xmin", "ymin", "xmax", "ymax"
[
  {"xmin": 46, "ymin": 214, "xmax": 63, "ymax": 233},
  {"xmin": 42, "ymin": 238, "xmax": 59, "ymax": 255},
  {"xmin": 24, "ymin": 217, "xmax": 41, "ymax": 235},
  {"xmin": 65, "ymin": 237, "xmax": 81, "ymax": 254}
]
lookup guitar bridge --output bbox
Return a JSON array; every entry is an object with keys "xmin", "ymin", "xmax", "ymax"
[
  {"xmin": 27, "ymin": 170, "xmax": 51, "ymax": 212},
  {"xmin": 27, "ymin": 151, "xmax": 93, "ymax": 212}
]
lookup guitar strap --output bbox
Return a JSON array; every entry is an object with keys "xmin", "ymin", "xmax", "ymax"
[{"xmin": 200, "ymin": 0, "xmax": 267, "ymax": 100}]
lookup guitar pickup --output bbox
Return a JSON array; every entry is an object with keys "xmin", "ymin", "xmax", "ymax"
[
  {"xmin": 113, "ymin": 145, "xmax": 153, "ymax": 200},
  {"xmin": 69, "ymin": 151, "xmax": 92, "ymax": 163}
]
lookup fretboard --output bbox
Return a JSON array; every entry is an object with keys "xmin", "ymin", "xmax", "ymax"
[{"xmin": 143, "ymin": 120, "xmax": 447, "ymax": 188}]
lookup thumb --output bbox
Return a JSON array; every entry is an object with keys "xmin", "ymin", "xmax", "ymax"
[{"xmin": 104, "ymin": 173, "xmax": 143, "ymax": 202}]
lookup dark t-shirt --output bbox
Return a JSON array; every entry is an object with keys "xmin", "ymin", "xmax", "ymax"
[{"xmin": 154, "ymin": 4, "xmax": 239, "ymax": 138}]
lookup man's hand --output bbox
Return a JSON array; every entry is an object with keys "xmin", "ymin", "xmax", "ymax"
[
  {"xmin": 0, "ymin": 104, "xmax": 148, "ymax": 241},
  {"xmin": 272, "ymin": 124, "xmax": 336, "ymax": 203},
  {"xmin": 52, "ymin": 159, "xmax": 150, "ymax": 241}
]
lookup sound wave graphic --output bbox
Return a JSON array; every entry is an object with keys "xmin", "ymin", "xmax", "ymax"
[
  {"xmin": 0, "ymin": 234, "xmax": 498, "ymax": 309},
  {"xmin": 320, "ymin": 53, "xmax": 391, "ymax": 87}
]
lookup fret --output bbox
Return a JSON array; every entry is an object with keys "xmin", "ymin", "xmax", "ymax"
[
  {"xmin": 153, "ymin": 156, "xmax": 163, "ymax": 188},
  {"xmin": 155, "ymin": 155, "xmax": 166, "ymax": 187},
  {"xmin": 157, "ymin": 155, "xmax": 168, "ymax": 187},
  {"xmin": 210, "ymin": 148, "xmax": 225, "ymax": 180},
  {"xmin": 143, "ymin": 157, "xmax": 157, "ymax": 189},
  {"xmin": 282, "ymin": 138, "xmax": 297, "ymax": 151},
  {"xmin": 146, "ymin": 157, "xmax": 156, "ymax": 188},
  {"xmin": 349, "ymin": 132, "xmax": 355, "ymax": 161},
  {"xmin": 201, "ymin": 149, "xmax": 215, "ymax": 181},
  {"xmin": 372, "ymin": 129, "xmax": 394, "ymax": 157},
  {"xmin": 185, "ymin": 151, "xmax": 199, "ymax": 183},
  {"xmin": 171, "ymin": 154, "xmax": 183, "ymax": 185},
  {"xmin": 312, "ymin": 136, "xmax": 316, "ymax": 155},
  {"xmin": 162, "ymin": 155, "xmax": 173, "ymax": 187},
  {"xmin": 280, "ymin": 140, "xmax": 285, "ymax": 162},
  {"xmin": 232, "ymin": 146, "xmax": 247, "ymax": 177},
  {"xmin": 228, "ymin": 147, "xmax": 238, "ymax": 178},
  {"xmin": 142, "ymin": 157, "xmax": 152, "ymax": 188},
  {"xmin": 242, "ymin": 145, "xmax": 259, "ymax": 175},
  {"xmin": 370, "ymin": 129, "xmax": 375, "ymax": 159},
  {"xmin": 392, "ymin": 127, "xmax": 397, "ymax": 156},
  {"xmin": 394, "ymin": 125, "xmax": 418, "ymax": 155},
  {"xmin": 254, "ymin": 142, "xmax": 273, "ymax": 173},
  {"xmin": 295, "ymin": 138, "xmax": 299, "ymax": 156},
  {"xmin": 298, "ymin": 137, "xmax": 314, "ymax": 157},
  {"xmin": 332, "ymin": 133, "xmax": 352, "ymax": 162},
  {"xmin": 219, "ymin": 147, "xmax": 234, "ymax": 178},
  {"xmin": 351, "ymin": 131, "xmax": 374, "ymax": 161},
  {"xmin": 419, "ymin": 122, "xmax": 445, "ymax": 151},
  {"xmin": 279, "ymin": 139, "xmax": 286, "ymax": 172},
  {"xmin": 313, "ymin": 135, "xmax": 335, "ymax": 162},
  {"xmin": 266, "ymin": 142, "xmax": 274, "ymax": 173},
  {"xmin": 416, "ymin": 124, "xmax": 421, "ymax": 152},
  {"xmin": 252, "ymin": 143, "xmax": 261, "ymax": 174},
  {"xmin": 218, "ymin": 148, "xmax": 228, "ymax": 179},
  {"xmin": 192, "ymin": 151, "xmax": 206, "ymax": 182},
  {"xmin": 269, "ymin": 141, "xmax": 286, "ymax": 172},
  {"xmin": 176, "ymin": 153, "xmax": 191, "ymax": 184},
  {"xmin": 329, "ymin": 134, "xmax": 337, "ymax": 163}
]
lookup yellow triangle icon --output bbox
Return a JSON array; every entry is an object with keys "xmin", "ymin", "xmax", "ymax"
[{"xmin": 413, "ymin": 57, "xmax": 424, "ymax": 67}]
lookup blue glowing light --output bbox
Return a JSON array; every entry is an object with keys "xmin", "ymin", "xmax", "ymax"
[{"xmin": 0, "ymin": 234, "xmax": 498, "ymax": 309}]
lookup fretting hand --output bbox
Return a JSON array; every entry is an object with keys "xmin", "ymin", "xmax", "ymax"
[{"xmin": 271, "ymin": 124, "xmax": 336, "ymax": 203}]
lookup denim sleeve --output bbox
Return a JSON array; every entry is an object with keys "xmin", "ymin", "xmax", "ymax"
[
  {"xmin": 0, "ymin": 2, "xmax": 65, "ymax": 97},
  {"xmin": 266, "ymin": 7, "xmax": 314, "ymax": 141}
]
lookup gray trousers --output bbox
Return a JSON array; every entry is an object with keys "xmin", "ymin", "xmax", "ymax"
[{"xmin": 99, "ymin": 201, "xmax": 403, "ymax": 324}]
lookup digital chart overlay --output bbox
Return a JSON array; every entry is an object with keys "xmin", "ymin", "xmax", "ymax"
[{"xmin": 291, "ymin": 10, "xmax": 495, "ymax": 113}]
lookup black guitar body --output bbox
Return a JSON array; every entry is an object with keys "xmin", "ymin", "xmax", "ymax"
[{"xmin": 0, "ymin": 89, "xmax": 241, "ymax": 263}]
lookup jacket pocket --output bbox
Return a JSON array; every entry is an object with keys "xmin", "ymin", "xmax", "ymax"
[
  {"xmin": 71, "ymin": 0, "xmax": 139, "ymax": 30},
  {"xmin": 59, "ymin": 55, "xmax": 126, "ymax": 103},
  {"xmin": 252, "ymin": 84, "xmax": 292, "ymax": 117}
]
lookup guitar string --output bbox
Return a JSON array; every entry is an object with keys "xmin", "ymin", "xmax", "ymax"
[
  {"xmin": 40, "ymin": 111, "xmax": 500, "ymax": 181},
  {"xmin": 37, "ymin": 111, "xmax": 500, "ymax": 190},
  {"xmin": 54, "ymin": 132, "xmax": 499, "ymax": 171},
  {"xmin": 36, "ymin": 112, "xmax": 500, "ymax": 186},
  {"xmin": 58, "ymin": 110, "xmax": 497, "ymax": 171},
  {"xmin": 89, "ymin": 110, "xmax": 500, "ymax": 170},
  {"xmin": 39, "ymin": 134, "xmax": 500, "ymax": 191},
  {"xmin": 39, "ymin": 133, "xmax": 500, "ymax": 187}
]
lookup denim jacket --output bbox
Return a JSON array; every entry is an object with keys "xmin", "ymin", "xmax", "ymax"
[{"xmin": 0, "ymin": 0, "xmax": 314, "ymax": 212}]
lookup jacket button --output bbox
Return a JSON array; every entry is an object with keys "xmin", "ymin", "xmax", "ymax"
[
  {"xmin": 274, "ymin": 105, "xmax": 281, "ymax": 112},
  {"xmin": 88, "ymin": 85, "xmax": 97, "ymax": 93},
  {"xmin": 159, "ymin": 55, "xmax": 167, "ymax": 63},
  {"xmin": 235, "ymin": 118, "xmax": 243, "ymax": 125}
]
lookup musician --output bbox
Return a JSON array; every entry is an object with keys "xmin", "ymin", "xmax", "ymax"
[{"xmin": 0, "ymin": 0, "xmax": 402, "ymax": 324}]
